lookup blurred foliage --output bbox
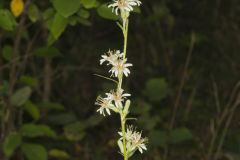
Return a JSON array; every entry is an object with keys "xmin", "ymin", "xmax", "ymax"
[{"xmin": 0, "ymin": 0, "xmax": 240, "ymax": 160}]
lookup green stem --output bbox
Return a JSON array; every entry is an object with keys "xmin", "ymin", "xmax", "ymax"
[
  {"xmin": 121, "ymin": 113, "xmax": 128, "ymax": 160},
  {"xmin": 117, "ymin": 17, "xmax": 129, "ymax": 160}
]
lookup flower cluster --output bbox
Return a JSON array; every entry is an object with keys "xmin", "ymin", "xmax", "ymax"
[
  {"xmin": 108, "ymin": 0, "xmax": 142, "ymax": 15},
  {"xmin": 100, "ymin": 50, "xmax": 133, "ymax": 77},
  {"xmin": 95, "ymin": 88, "xmax": 131, "ymax": 116},
  {"xmin": 119, "ymin": 126, "xmax": 147, "ymax": 154}
]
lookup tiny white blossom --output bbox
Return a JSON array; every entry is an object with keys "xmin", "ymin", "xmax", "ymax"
[
  {"xmin": 109, "ymin": 59, "xmax": 133, "ymax": 77},
  {"xmin": 100, "ymin": 50, "xmax": 123, "ymax": 66},
  {"xmin": 95, "ymin": 96, "xmax": 113, "ymax": 116},
  {"xmin": 106, "ymin": 89, "xmax": 131, "ymax": 108},
  {"xmin": 118, "ymin": 125, "xmax": 147, "ymax": 154},
  {"xmin": 108, "ymin": 0, "xmax": 142, "ymax": 15}
]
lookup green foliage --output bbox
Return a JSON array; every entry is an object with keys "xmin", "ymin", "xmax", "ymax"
[
  {"xmin": 10, "ymin": 87, "xmax": 32, "ymax": 107},
  {"xmin": 20, "ymin": 124, "xmax": 56, "ymax": 138},
  {"xmin": 144, "ymin": 78, "xmax": 168, "ymax": 102},
  {"xmin": 50, "ymin": 13, "xmax": 68, "ymax": 40},
  {"xmin": 97, "ymin": 4, "xmax": 119, "ymax": 20},
  {"xmin": 24, "ymin": 101, "xmax": 40, "ymax": 120},
  {"xmin": 2, "ymin": 45, "xmax": 12, "ymax": 61},
  {"xmin": 20, "ymin": 76, "xmax": 39, "ymax": 88},
  {"xmin": 0, "ymin": 9, "xmax": 17, "ymax": 31},
  {"xmin": 21, "ymin": 143, "xmax": 47, "ymax": 160},
  {"xmin": 52, "ymin": 0, "xmax": 81, "ymax": 18},
  {"xmin": 49, "ymin": 149, "xmax": 70, "ymax": 159},
  {"xmin": 3, "ymin": 133, "xmax": 22, "ymax": 157},
  {"xmin": 34, "ymin": 47, "xmax": 61, "ymax": 58},
  {"xmin": 81, "ymin": 0, "xmax": 98, "ymax": 9},
  {"xmin": 27, "ymin": 4, "xmax": 40, "ymax": 23}
]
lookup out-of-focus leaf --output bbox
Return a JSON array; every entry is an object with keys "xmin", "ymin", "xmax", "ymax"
[
  {"xmin": 0, "ymin": 9, "xmax": 17, "ymax": 31},
  {"xmin": 48, "ymin": 113, "xmax": 77, "ymax": 125},
  {"xmin": 97, "ymin": 4, "xmax": 119, "ymax": 20},
  {"xmin": 34, "ymin": 46, "xmax": 61, "ymax": 58},
  {"xmin": 64, "ymin": 121, "xmax": 86, "ymax": 141},
  {"xmin": 50, "ymin": 13, "xmax": 68, "ymax": 40},
  {"xmin": 10, "ymin": 87, "xmax": 32, "ymax": 107},
  {"xmin": 2, "ymin": 45, "xmax": 12, "ymax": 61},
  {"xmin": 169, "ymin": 128, "xmax": 193, "ymax": 144},
  {"xmin": 21, "ymin": 143, "xmax": 47, "ymax": 160},
  {"xmin": 131, "ymin": 99, "xmax": 152, "ymax": 115},
  {"xmin": 24, "ymin": 101, "xmax": 40, "ymax": 120},
  {"xmin": 149, "ymin": 130, "xmax": 167, "ymax": 148},
  {"xmin": 38, "ymin": 101, "xmax": 65, "ymax": 110},
  {"xmin": 52, "ymin": 0, "xmax": 80, "ymax": 18},
  {"xmin": 3, "ymin": 133, "xmax": 22, "ymax": 157},
  {"xmin": 77, "ymin": 9, "xmax": 90, "ymax": 19},
  {"xmin": 27, "ymin": 3, "xmax": 40, "ymax": 22},
  {"xmin": 144, "ymin": 78, "xmax": 168, "ymax": 102},
  {"xmin": 49, "ymin": 149, "xmax": 70, "ymax": 159},
  {"xmin": 20, "ymin": 76, "xmax": 39, "ymax": 87},
  {"xmin": 20, "ymin": 124, "xmax": 56, "ymax": 138},
  {"xmin": 81, "ymin": 0, "xmax": 98, "ymax": 9},
  {"xmin": 85, "ymin": 115, "xmax": 103, "ymax": 127}
]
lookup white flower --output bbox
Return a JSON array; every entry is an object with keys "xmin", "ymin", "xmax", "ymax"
[
  {"xmin": 109, "ymin": 59, "xmax": 133, "ymax": 77},
  {"xmin": 106, "ymin": 89, "xmax": 131, "ymax": 108},
  {"xmin": 100, "ymin": 50, "xmax": 123, "ymax": 66},
  {"xmin": 95, "ymin": 96, "xmax": 113, "ymax": 116},
  {"xmin": 118, "ymin": 125, "xmax": 147, "ymax": 154},
  {"xmin": 108, "ymin": 0, "xmax": 142, "ymax": 15}
]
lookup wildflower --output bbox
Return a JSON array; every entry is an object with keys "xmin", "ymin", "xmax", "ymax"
[
  {"xmin": 100, "ymin": 50, "xmax": 123, "ymax": 66},
  {"xmin": 95, "ymin": 96, "xmax": 113, "ymax": 116},
  {"xmin": 119, "ymin": 125, "xmax": 147, "ymax": 154},
  {"xmin": 108, "ymin": 0, "xmax": 142, "ymax": 15},
  {"xmin": 109, "ymin": 59, "xmax": 133, "ymax": 77},
  {"xmin": 106, "ymin": 89, "xmax": 131, "ymax": 108}
]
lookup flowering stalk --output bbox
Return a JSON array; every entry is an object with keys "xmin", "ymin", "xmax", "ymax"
[{"xmin": 95, "ymin": 0, "xmax": 147, "ymax": 159}]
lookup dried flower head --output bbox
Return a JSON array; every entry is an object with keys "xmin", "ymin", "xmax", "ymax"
[
  {"xmin": 108, "ymin": 0, "xmax": 142, "ymax": 15},
  {"xmin": 109, "ymin": 59, "xmax": 133, "ymax": 77},
  {"xmin": 119, "ymin": 125, "xmax": 147, "ymax": 154},
  {"xmin": 95, "ymin": 96, "xmax": 113, "ymax": 116},
  {"xmin": 100, "ymin": 50, "xmax": 123, "ymax": 66},
  {"xmin": 106, "ymin": 89, "xmax": 131, "ymax": 108}
]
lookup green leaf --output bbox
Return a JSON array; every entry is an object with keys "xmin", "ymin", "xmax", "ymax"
[
  {"xmin": 34, "ymin": 46, "xmax": 61, "ymax": 58},
  {"xmin": 50, "ymin": 13, "xmax": 68, "ymax": 40},
  {"xmin": 27, "ymin": 3, "xmax": 40, "ymax": 22},
  {"xmin": 21, "ymin": 143, "xmax": 47, "ymax": 160},
  {"xmin": 149, "ymin": 130, "xmax": 168, "ymax": 148},
  {"xmin": 20, "ymin": 124, "xmax": 56, "ymax": 138},
  {"xmin": 48, "ymin": 112, "xmax": 77, "ymax": 125},
  {"xmin": 117, "ymin": 139, "xmax": 124, "ymax": 154},
  {"xmin": 3, "ymin": 133, "xmax": 22, "ymax": 157},
  {"xmin": 38, "ymin": 101, "xmax": 65, "ymax": 110},
  {"xmin": 64, "ymin": 121, "xmax": 86, "ymax": 141},
  {"xmin": 49, "ymin": 149, "xmax": 70, "ymax": 159},
  {"xmin": 52, "ymin": 0, "xmax": 81, "ymax": 18},
  {"xmin": 80, "ymin": 0, "xmax": 98, "ymax": 9},
  {"xmin": 144, "ymin": 78, "xmax": 168, "ymax": 102},
  {"xmin": 2, "ymin": 45, "xmax": 12, "ymax": 61},
  {"xmin": 85, "ymin": 115, "xmax": 103, "ymax": 127},
  {"xmin": 97, "ymin": 4, "xmax": 119, "ymax": 20},
  {"xmin": 24, "ymin": 101, "xmax": 40, "ymax": 120},
  {"xmin": 169, "ymin": 128, "xmax": 193, "ymax": 144},
  {"xmin": 77, "ymin": 9, "xmax": 90, "ymax": 19},
  {"xmin": 0, "ymin": 9, "xmax": 17, "ymax": 31},
  {"xmin": 20, "ymin": 76, "xmax": 39, "ymax": 87},
  {"xmin": 10, "ymin": 87, "xmax": 32, "ymax": 107}
]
